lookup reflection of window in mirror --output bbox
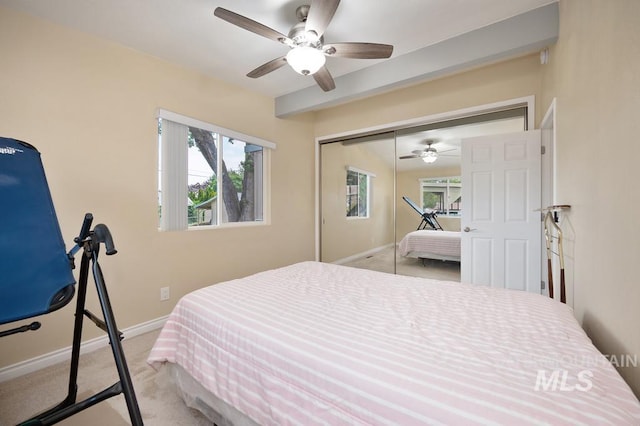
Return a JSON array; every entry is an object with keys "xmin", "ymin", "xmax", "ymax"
[
  {"xmin": 420, "ymin": 177, "xmax": 461, "ymax": 216},
  {"xmin": 346, "ymin": 167, "xmax": 375, "ymax": 218}
]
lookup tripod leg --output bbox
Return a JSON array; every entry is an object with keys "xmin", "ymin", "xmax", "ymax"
[
  {"xmin": 65, "ymin": 253, "xmax": 91, "ymax": 404},
  {"xmin": 91, "ymin": 255, "xmax": 143, "ymax": 425}
]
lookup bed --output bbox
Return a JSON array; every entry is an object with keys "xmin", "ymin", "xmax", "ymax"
[
  {"xmin": 398, "ymin": 229, "xmax": 461, "ymax": 262},
  {"xmin": 147, "ymin": 261, "xmax": 640, "ymax": 425}
]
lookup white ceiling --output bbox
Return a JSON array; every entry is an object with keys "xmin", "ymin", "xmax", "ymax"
[
  {"xmin": 1, "ymin": 0, "xmax": 557, "ymax": 115},
  {"xmin": 348, "ymin": 116, "xmax": 526, "ymax": 173},
  {"xmin": 394, "ymin": 117, "xmax": 526, "ymax": 171}
]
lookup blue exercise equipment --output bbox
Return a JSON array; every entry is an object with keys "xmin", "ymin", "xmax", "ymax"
[{"xmin": 0, "ymin": 137, "xmax": 143, "ymax": 425}]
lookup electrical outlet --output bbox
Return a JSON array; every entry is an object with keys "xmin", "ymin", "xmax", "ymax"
[{"xmin": 160, "ymin": 287, "xmax": 170, "ymax": 301}]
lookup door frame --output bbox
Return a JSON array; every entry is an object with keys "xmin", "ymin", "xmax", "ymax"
[
  {"xmin": 315, "ymin": 95, "xmax": 536, "ymax": 261},
  {"xmin": 541, "ymin": 98, "xmax": 557, "ymax": 208},
  {"xmin": 540, "ymin": 98, "xmax": 560, "ymax": 299}
]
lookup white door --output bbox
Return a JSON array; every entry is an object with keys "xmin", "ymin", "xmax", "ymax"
[{"xmin": 461, "ymin": 130, "xmax": 541, "ymax": 292}]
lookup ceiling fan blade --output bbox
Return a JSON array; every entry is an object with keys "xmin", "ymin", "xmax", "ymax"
[
  {"xmin": 305, "ymin": 0, "xmax": 340, "ymax": 37},
  {"xmin": 247, "ymin": 56, "xmax": 288, "ymax": 78},
  {"xmin": 214, "ymin": 7, "xmax": 289, "ymax": 44},
  {"xmin": 399, "ymin": 155, "xmax": 419, "ymax": 159},
  {"xmin": 313, "ymin": 66, "xmax": 336, "ymax": 91},
  {"xmin": 323, "ymin": 43, "xmax": 393, "ymax": 59}
]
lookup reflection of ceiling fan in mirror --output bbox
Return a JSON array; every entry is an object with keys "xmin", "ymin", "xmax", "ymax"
[
  {"xmin": 399, "ymin": 140, "xmax": 459, "ymax": 164},
  {"xmin": 213, "ymin": 0, "xmax": 393, "ymax": 92}
]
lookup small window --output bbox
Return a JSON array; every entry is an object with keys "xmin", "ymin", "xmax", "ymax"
[
  {"xmin": 158, "ymin": 110, "xmax": 274, "ymax": 231},
  {"xmin": 421, "ymin": 177, "xmax": 461, "ymax": 216},
  {"xmin": 346, "ymin": 167, "xmax": 373, "ymax": 218}
]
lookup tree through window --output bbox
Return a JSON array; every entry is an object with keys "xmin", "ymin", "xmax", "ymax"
[
  {"xmin": 158, "ymin": 111, "xmax": 273, "ymax": 230},
  {"xmin": 420, "ymin": 177, "xmax": 461, "ymax": 216}
]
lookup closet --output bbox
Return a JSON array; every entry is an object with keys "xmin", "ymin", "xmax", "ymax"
[{"xmin": 319, "ymin": 107, "xmax": 528, "ymax": 279}]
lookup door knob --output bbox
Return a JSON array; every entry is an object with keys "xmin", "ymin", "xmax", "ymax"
[{"xmin": 463, "ymin": 226, "xmax": 476, "ymax": 232}]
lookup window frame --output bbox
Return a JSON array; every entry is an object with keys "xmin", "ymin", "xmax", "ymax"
[
  {"xmin": 420, "ymin": 176, "xmax": 461, "ymax": 217},
  {"xmin": 157, "ymin": 109, "xmax": 275, "ymax": 231},
  {"xmin": 346, "ymin": 166, "xmax": 374, "ymax": 219}
]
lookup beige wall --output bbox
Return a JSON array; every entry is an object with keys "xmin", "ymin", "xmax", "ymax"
[
  {"xmin": 0, "ymin": 8, "xmax": 316, "ymax": 367},
  {"xmin": 314, "ymin": 54, "xmax": 543, "ymax": 138},
  {"xmin": 540, "ymin": 0, "xmax": 640, "ymax": 396},
  {"xmin": 321, "ymin": 139, "xmax": 395, "ymax": 263}
]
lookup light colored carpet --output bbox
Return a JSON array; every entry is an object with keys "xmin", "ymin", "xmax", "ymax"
[
  {"xmin": 340, "ymin": 245, "xmax": 461, "ymax": 282},
  {"xmin": 0, "ymin": 329, "xmax": 211, "ymax": 425}
]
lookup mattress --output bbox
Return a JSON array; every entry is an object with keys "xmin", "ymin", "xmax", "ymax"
[
  {"xmin": 148, "ymin": 261, "xmax": 640, "ymax": 425},
  {"xmin": 398, "ymin": 230, "xmax": 461, "ymax": 260}
]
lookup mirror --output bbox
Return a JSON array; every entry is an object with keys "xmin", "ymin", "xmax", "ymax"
[
  {"xmin": 319, "ymin": 107, "xmax": 528, "ymax": 279},
  {"xmin": 395, "ymin": 128, "xmax": 462, "ymax": 280},
  {"xmin": 320, "ymin": 134, "xmax": 396, "ymax": 274}
]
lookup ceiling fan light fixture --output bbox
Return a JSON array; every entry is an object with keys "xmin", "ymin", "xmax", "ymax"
[
  {"xmin": 214, "ymin": 3, "xmax": 394, "ymax": 91},
  {"xmin": 286, "ymin": 46, "xmax": 325, "ymax": 75},
  {"xmin": 422, "ymin": 150, "xmax": 438, "ymax": 163}
]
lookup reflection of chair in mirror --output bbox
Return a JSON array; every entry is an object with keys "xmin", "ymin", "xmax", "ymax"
[
  {"xmin": 0, "ymin": 137, "xmax": 143, "ymax": 425},
  {"xmin": 402, "ymin": 196, "xmax": 443, "ymax": 230}
]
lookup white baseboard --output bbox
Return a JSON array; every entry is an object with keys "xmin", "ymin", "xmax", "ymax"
[
  {"xmin": 332, "ymin": 243, "xmax": 395, "ymax": 265},
  {"xmin": 0, "ymin": 315, "xmax": 168, "ymax": 383}
]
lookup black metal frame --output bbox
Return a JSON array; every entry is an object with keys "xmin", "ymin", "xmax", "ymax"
[
  {"xmin": 13, "ymin": 214, "xmax": 143, "ymax": 426},
  {"xmin": 402, "ymin": 196, "xmax": 443, "ymax": 231}
]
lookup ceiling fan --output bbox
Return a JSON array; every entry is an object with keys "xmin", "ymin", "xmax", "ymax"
[
  {"xmin": 399, "ymin": 140, "xmax": 459, "ymax": 164},
  {"xmin": 213, "ymin": 0, "xmax": 394, "ymax": 92}
]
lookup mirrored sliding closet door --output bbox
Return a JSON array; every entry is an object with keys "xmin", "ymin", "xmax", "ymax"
[
  {"xmin": 320, "ymin": 133, "xmax": 396, "ymax": 274},
  {"xmin": 319, "ymin": 106, "xmax": 528, "ymax": 282}
]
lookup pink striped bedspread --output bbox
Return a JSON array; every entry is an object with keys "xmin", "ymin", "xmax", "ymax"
[
  {"xmin": 148, "ymin": 261, "xmax": 640, "ymax": 425},
  {"xmin": 398, "ymin": 230, "xmax": 461, "ymax": 259}
]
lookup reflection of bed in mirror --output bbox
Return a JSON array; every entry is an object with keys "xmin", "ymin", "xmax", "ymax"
[{"xmin": 398, "ymin": 229, "xmax": 461, "ymax": 262}]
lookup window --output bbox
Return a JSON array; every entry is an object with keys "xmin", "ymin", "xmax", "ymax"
[
  {"xmin": 421, "ymin": 177, "xmax": 461, "ymax": 216},
  {"xmin": 346, "ymin": 167, "xmax": 374, "ymax": 218},
  {"xmin": 157, "ymin": 110, "xmax": 274, "ymax": 231}
]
